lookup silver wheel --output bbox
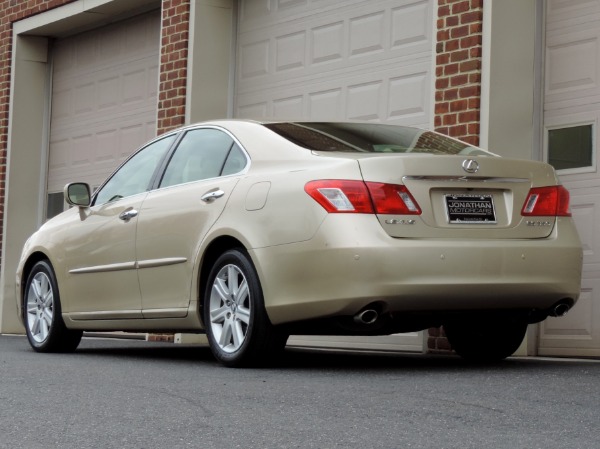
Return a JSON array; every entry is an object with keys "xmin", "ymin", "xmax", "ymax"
[
  {"xmin": 23, "ymin": 260, "xmax": 82, "ymax": 353},
  {"xmin": 209, "ymin": 264, "xmax": 251, "ymax": 354},
  {"xmin": 26, "ymin": 272, "xmax": 54, "ymax": 344},
  {"xmin": 204, "ymin": 249, "xmax": 287, "ymax": 367}
]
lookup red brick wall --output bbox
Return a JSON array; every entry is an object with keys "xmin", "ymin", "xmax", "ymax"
[
  {"xmin": 434, "ymin": 0, "xmax": 483, "ymax": 146},
  {"xmin": 157, "ymin": 0, "xmax": 190, "ymax": 136},
  {"xmin": 430, "ymin": 0, "xmax": 484, "ymax": 353}
]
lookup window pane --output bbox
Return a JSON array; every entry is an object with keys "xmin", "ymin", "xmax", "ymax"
[
  {"xmin": 160, "ymin": 129, "xmax": 234, "ymax": 188},
  {"xmin": 95, "ymin": 135, "xmax": 176, "ymax": 205},
  {"xmin": 46, "ymin": 192, "xmax": 65, "ymax": 219},
  {"xmin": 548, "ymin": 125, "xmax": 593, "ymax": 171},
  {"xmin": 222, "ymin": 143, "xmax": 247, "ymax": 176}
]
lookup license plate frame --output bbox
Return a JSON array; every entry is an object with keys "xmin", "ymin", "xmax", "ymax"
[{"xmin": 444, "ymin": 194, "xmax": 497, "ymax": 224}]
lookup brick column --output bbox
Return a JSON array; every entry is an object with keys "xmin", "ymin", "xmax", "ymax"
[
  {"xmin": 429, "ymin": 0, "xmax": 484, "ymax": 353},
  {"xmin": 157, "ymin": 0, "xmax": 190, "ymax": 136},
  {"xmin": 434, "ymin": 0, "xmax": 483, "ymax": 145}
]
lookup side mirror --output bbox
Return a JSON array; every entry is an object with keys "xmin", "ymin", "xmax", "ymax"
[{"xmin": 64, "ymin": 182, "xmax": 91, "ymax": 207}]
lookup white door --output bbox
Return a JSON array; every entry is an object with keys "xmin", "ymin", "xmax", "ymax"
[
  {"xmin": 235, "ymin": 0, "xmax": 435, "ymax": 352},
  {"xmin": 539, "ymin": 0, "xmax": 600, "ymax": 356},
  {"xmin": 47, "ymin": 11, "xmax": 161, "ymax": 218}
]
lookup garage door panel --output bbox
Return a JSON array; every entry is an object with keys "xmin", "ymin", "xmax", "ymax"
[
  {"xmin": 569, "ymin": 191, "xmax": 600, "ymax": 265},
  {"xmin": 545, "ymin": 29, "xmax": 599, "ymax": 107},
  {"xmin": 546, "ymin": 0, "xmax": 600, "ymax": 30},
  {"xmin": 240, "ymin": 0, "xmax": 367, "ymax": 29},
  {"xmin": 48, "ymin": 11, "xmax": 160, "ymax": 195},
  {"xmin": 539, "ymin": 280, "xmax": 598, "ymax": 356},
  {"xmin": 237, "ymin": 0, "xmax": 432, "ymax": 95},
  {"xmin": 236, "ymin": 60, "xmax": 431, "ymax": 125}
]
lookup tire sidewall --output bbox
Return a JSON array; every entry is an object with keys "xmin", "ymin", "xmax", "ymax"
[
  {"xmin": 23, "ymin": 260, "xmax": 62, "ymax": 351},
  {"xmin": 203, "ymin": 249, "xmax": 265, "ymax": 366}
]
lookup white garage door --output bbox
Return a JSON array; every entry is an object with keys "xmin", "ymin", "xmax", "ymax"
[
  {"xmin": 47, "ymin": 11, "xmax": 161, "ymax": 217},
  {"xmin": 235, "ymin": 0, "xmax": 433, "ymax": 126},
  {"xmin": 539, "ymin": 1, "xmax": 600, "ymax": 356},
  {"xmin": 235, "ymin": 0, "xmax": 434, "ymax": 352}
]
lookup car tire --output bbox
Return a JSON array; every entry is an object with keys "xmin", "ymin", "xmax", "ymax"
[
  {"xmin": 444, "ymin": 318, "xmax": 527, "ymax": 362},
  {"xmin": 23, "ymin": 260, "xmax": 82, "ymax": 353},
  {"xmin": 203, "ymin": 249, "xmax": 288, "ymax": 367}
]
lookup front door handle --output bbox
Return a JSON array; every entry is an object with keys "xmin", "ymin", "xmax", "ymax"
[
  {"xmin": 119, "ymin": 209, "xmax": 138, "ymax": 221},
  {"xmin": 201, "ymin": 189, "xmax": 225, "ymax": 203}
]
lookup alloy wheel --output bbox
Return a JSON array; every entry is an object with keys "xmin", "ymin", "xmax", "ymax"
[
  {"xmin": 208, "ymin": 264, "xmax": 251, "ymax": 353},
  {"xmin": 26, "ymin": 272, "xmax": 54, "ymax": 344}
]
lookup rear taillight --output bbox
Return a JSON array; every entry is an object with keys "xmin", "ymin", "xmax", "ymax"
[
  {"xmin": 521, "ymin": 185, "xmax": 572, "ymax": 217},
  {"xmin": 305, "ymin": 180, "xmax": 421, "ymax": 215},
  {"xmin": 365, "ymin": 182, "xmax": 421, "ymax": 215},
  {"xmin": 304, "ymin": 180, "xmax": 374, "ymax": 213}
]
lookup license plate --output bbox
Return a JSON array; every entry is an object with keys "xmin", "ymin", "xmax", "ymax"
[{"xmin": 445, "ymin": 194, "xmax": 497, "ymax": 224}]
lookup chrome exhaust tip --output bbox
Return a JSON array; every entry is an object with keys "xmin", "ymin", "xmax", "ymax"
[
  {"xmin": 552, "ymin": 302, "xmax": 571, "ymax": 317},
  {"xmin": 354, "ymin": 309, "xmax": 379, "ymax": 325}
]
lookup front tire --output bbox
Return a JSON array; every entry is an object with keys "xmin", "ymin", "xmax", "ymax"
[
  {"xmin": 444, "ymin": 318, "xmax": 527, "ymax": 362},
  {"xmin": 23, "ymin": 260, "xmax": 82, "ymax": 353},
  {"xmin": 203, "ymin": 249, "xmax": 287, "ymax": 367}
]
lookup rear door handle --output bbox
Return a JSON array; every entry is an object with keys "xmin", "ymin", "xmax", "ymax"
[
  {"xmin": 119, "ymin": 209, "xmax": 138, "ymax": 221},
  {"xmin": 201, "ymin": 189, "xmax": 225, "ymax": 203}
]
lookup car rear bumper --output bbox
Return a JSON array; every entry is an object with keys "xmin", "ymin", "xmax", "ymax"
[{"xmin": 250, "ymin": 215, "xmax": 583, "ymax": 325}]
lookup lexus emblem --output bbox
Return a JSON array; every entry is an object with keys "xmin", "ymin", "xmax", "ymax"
[{"xmin": 462, "ymin": 159, "xmax": 479, "ymax": 173}]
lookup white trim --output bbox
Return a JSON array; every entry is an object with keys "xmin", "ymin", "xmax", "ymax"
[
  {"xmin": 228, "ymin": 0, "xmax": 239, "ymax": 118},
  {"xmin": 479, "ymin": 1, "xmax": 492, "ymax": 149},
  {"xmin": 532, "ymin": 0, "xmax": 546, "ymax": 162},
  {"xmin": 13, "ymin": 0, "xmax": 159, "ymax": 36},
  {"xmin": 428, "ymin": 0, "xmax": 437, "ymax": 130},
  {"xmin": 185, "ymin": 0, "xmax": 195, "ymax": 126}
]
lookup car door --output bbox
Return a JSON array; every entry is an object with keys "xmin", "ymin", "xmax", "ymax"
[
  {"xmin": 63, "ymin": 135, "xmax": 176, "ymax": 319},
  {"xmin": 135, "ymin": 127, "xmax": 248, "ymax": 317}
]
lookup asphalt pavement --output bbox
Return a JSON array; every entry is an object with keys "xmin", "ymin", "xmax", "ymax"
[{"xmin": 0, "ymin": 334, "xmax": 598, "ymax": 449}]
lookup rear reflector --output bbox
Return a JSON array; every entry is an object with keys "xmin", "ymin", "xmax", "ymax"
[
  {"xmin": 305, "ymin": 180, "xmax": 421, "ymax": 215},
  {"xmin": 521, "ymin": 185, "xmax": 572, "ymax": 217}
]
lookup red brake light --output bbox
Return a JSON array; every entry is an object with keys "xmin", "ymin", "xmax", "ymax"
[
  {"xmin": 521, "ymin": 186, "xmax": 572, "ymax": 217},
  {"xmin": 365, "ymin": 182, "xmax": 421, "ymax": 215},
  {"xmin": 305, "ymin": 180, "xmax": 421, "ymax": 215}
]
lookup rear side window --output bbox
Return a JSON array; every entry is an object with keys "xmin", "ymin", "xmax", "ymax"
[
  {"xmin": 160, "ymin": 129, "xmax": 247, "ymax": 188},
  {"xmin": 264, "ymin": 122, "xmax": 491, "ymax": 156}
]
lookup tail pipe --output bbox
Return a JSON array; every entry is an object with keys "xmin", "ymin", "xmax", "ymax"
[
  {"xmin": 353, "ymin": 309, "xmax": 379, "ymax": 325},
  {"xmin": 549, "ymin": 299, "xmax": 574, "ymax": 317}
]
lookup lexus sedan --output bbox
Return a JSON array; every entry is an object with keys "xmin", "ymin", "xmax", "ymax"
[{"xmin": 17, "ymin": 120, "xmax": 583, "ymax": 366}]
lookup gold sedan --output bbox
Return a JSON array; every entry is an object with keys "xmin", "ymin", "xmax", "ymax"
[{"xmin": 16, "ymin": 121, "xmax": 583, "ymax": 366}]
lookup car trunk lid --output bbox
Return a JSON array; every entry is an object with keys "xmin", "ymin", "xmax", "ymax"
[{"xmin": 353, "ymin": 154, "xmax": 559, "ymax": 239}]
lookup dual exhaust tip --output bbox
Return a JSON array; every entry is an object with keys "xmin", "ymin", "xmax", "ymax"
[{"xmin": 353, "ymin": 299, "xmax": 573, "ymax": 325}]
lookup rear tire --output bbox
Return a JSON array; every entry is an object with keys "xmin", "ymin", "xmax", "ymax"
[
  {"xmin": 23, "ymin": 260, "xmax": 82, "ymax": 353},
  {"xmin": 203, "ymin": 249, "xmax": 287, "ymax": 367},
  {"xmin": 444, "ymin": 318, "xmax": 527, "ymax": 362}
]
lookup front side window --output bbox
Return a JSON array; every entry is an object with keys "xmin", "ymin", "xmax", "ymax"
[
  {"xmin": 94, "ymin": 135, "xmax": 176, "ymax": 205},
  {"xmin": 160, "ymin": 128, "xmax": 246, "ymax": 188}
]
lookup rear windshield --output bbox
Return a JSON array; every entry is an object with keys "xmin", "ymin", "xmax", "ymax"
[{"xmin": 264, "ymin": 122, "xmax": 491, "ymax": 156}]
